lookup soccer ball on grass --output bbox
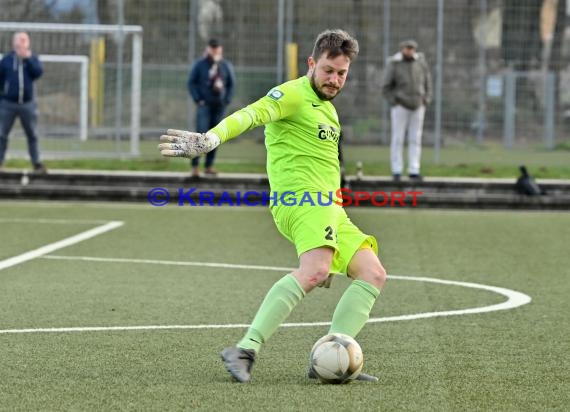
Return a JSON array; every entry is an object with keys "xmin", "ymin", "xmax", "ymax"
[{"xmin": 309, "ymin": 333, "xmax": 364, "ymax": 384}]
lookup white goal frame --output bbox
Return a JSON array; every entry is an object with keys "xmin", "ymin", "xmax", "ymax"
[
  {"xmin": 0, "ymin": 22, "xmax": 143, "ymax": 156},
  {"xmin": 0, "ymin": 53, "xmax": 88, "ymax": 142}
]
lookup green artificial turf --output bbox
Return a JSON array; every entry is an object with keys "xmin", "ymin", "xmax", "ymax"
[{"xmin": 0, "ymin": 202, "xmax": 569, "ymax": 410}]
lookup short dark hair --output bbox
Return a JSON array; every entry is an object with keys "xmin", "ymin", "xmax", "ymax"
[
  {"xmin": 208, "ymin": 38, "xmax": 221, "ymax": 48},
  {"xmin": 311, "ymin": 29, "xmax": 359, "ymax": 62}
]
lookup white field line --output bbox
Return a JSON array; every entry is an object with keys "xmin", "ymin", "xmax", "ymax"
[
  {"xmin": 0, "ymin": 222, "xmax": 124, "ymax": 272},
  {"xmin": 0, "ymin": 256, "xmax": 532, "ymax": 335},
  {"xmin": 0, "ymin": 218, "xmax": 111, "ymax": 224},
  {"xmin": 42, "ymin": 255, "xmax": 294, "ymax": 272}
]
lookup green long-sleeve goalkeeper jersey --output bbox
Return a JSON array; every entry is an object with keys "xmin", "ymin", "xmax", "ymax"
[{"xmin": 210, "ymin": 76, "xmax": 341, "ymax": 195}]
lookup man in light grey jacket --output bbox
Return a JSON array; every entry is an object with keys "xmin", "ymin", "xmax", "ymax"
[{"xmin": 382, "ymin": 39, "xmax": 431, "ymax": 181}]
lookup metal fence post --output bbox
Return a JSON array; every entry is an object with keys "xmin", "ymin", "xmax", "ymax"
[
  {"xmin": 434, "ymin": 0, "xmax": 444, "ymax": 163},
  {"xmin": 286, "ymin": 0, "xmax": 294, "ymax": 45},
  {"xmin": 381, "ymin": 0, "xmax": 390, "ymax": 145},
  {"xmin": 544, "ymin": 72, "xmax": 555, "ymax": 150},
  {"xmin": 476, "ymin": 0, "xmax": 487, "ymax": 144},
  {"xmin": 130, "ymin": 32, "xmax": 142, "ymax": 156},
  {"xmin": 187, "ymin": 0, "xmax": 198, "ymax": 131},
  {"xmin": 277, "ymin": 0, "xmax": 285, "ymax": 84},
  {"xmin": 503, "ymin": 72, "xmax": 516, "ymax": 149},
  {"xmin": 115, "ymin": 0, "xmax": 125, "ymax": 153}
]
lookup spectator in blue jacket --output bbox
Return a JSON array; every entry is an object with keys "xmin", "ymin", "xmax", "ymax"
[
  {"xmin": 187, "ymin": 38, "xmax": 235, "ymax": 177},
  {"xmin": 0, "ymin": 32, "xmax": 45, "ymax": 173}
]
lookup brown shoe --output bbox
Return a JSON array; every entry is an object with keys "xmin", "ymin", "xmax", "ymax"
[
  {"xmin": 204, "ymin": 167, "xmax": 218, "ymax": 176},
  {"xmin": 191, "ymin": 166, "xmax": 200, "ymax": 178}
]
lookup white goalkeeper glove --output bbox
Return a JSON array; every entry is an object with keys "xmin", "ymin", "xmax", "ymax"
[{"xmin": 158, "ymin": 129, "xmax": 221, "ymax": 158}]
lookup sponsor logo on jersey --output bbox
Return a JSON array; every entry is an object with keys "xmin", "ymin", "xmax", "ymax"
[
  {"xmin": 267, "ymin": 89, "xmax": 284, "ymax": 100},
  {"xmin": 317, "ymin": 124, "xmax": 340, "ymax": 143}
]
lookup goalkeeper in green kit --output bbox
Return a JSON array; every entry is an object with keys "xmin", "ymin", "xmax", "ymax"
[{"xmin": 159, "ymin": 29, "xmax": 387, "ymax": 383}]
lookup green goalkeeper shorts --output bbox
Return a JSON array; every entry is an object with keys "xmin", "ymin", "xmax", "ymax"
[{"xmin": 270, "ymin": 193, "xmax": 378, "ymax": 275}]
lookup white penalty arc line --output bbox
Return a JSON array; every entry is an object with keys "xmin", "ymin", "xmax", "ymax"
[
  {"xmin": 0, "ymin": 222, "xmax": 124, "ymax": 272},
  {"xmin": 0, "ymin": 256, "xmax": 532, "ymax": 335}
]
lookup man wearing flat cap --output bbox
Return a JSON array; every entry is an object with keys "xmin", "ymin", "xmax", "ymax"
[{"xmin": 382, "ymin": 39, "xmax": 431, "ymax": 181}]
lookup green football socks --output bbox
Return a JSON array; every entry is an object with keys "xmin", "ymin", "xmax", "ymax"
[
  {"xmin": 328, "ymin": 279, "xmax": 380, "ymax": 337},
  {"xmin": 237, "ymin": 273, "xmax": 305, "ymax": 353}
]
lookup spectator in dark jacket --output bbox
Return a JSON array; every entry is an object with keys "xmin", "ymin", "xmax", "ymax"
[
  {"xmin": 187, "ymin": 38, "xmax": 235, "ymax": 177},
  {"xmin": 382, "ymin": 39, "xmax": 431, "ymax": 182},
  {"xmin": 0, "ymin": 32, "xmax": 45, "ymax": 173}
]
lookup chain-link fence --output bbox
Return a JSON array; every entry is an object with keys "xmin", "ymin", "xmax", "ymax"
[{"xmin": 1, "ymin": 0, "xmax": 569, "ymax": 158}]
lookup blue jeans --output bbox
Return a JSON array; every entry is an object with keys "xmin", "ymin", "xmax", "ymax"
[
  {"xmin": 191, "ymin": 104, "xmax": 226, "ymax": 168},
  {"xmin": 0, "ymin": 100, "xmax": 41, "ymax": 166}
]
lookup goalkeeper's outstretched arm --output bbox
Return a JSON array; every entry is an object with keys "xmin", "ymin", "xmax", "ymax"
[{"xmin": 158, "ymin": 85, "xmax": 301, "ymax": 158}]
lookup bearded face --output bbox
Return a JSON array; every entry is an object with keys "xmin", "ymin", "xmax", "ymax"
[{"xmin": 308, "ymin": 53, "xmax": 350, "ymax": 101}]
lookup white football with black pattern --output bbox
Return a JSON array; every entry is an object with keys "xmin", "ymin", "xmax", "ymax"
[{"xmin": 309, "ymin": 333, "xmax": 364, "ymax": 384}]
